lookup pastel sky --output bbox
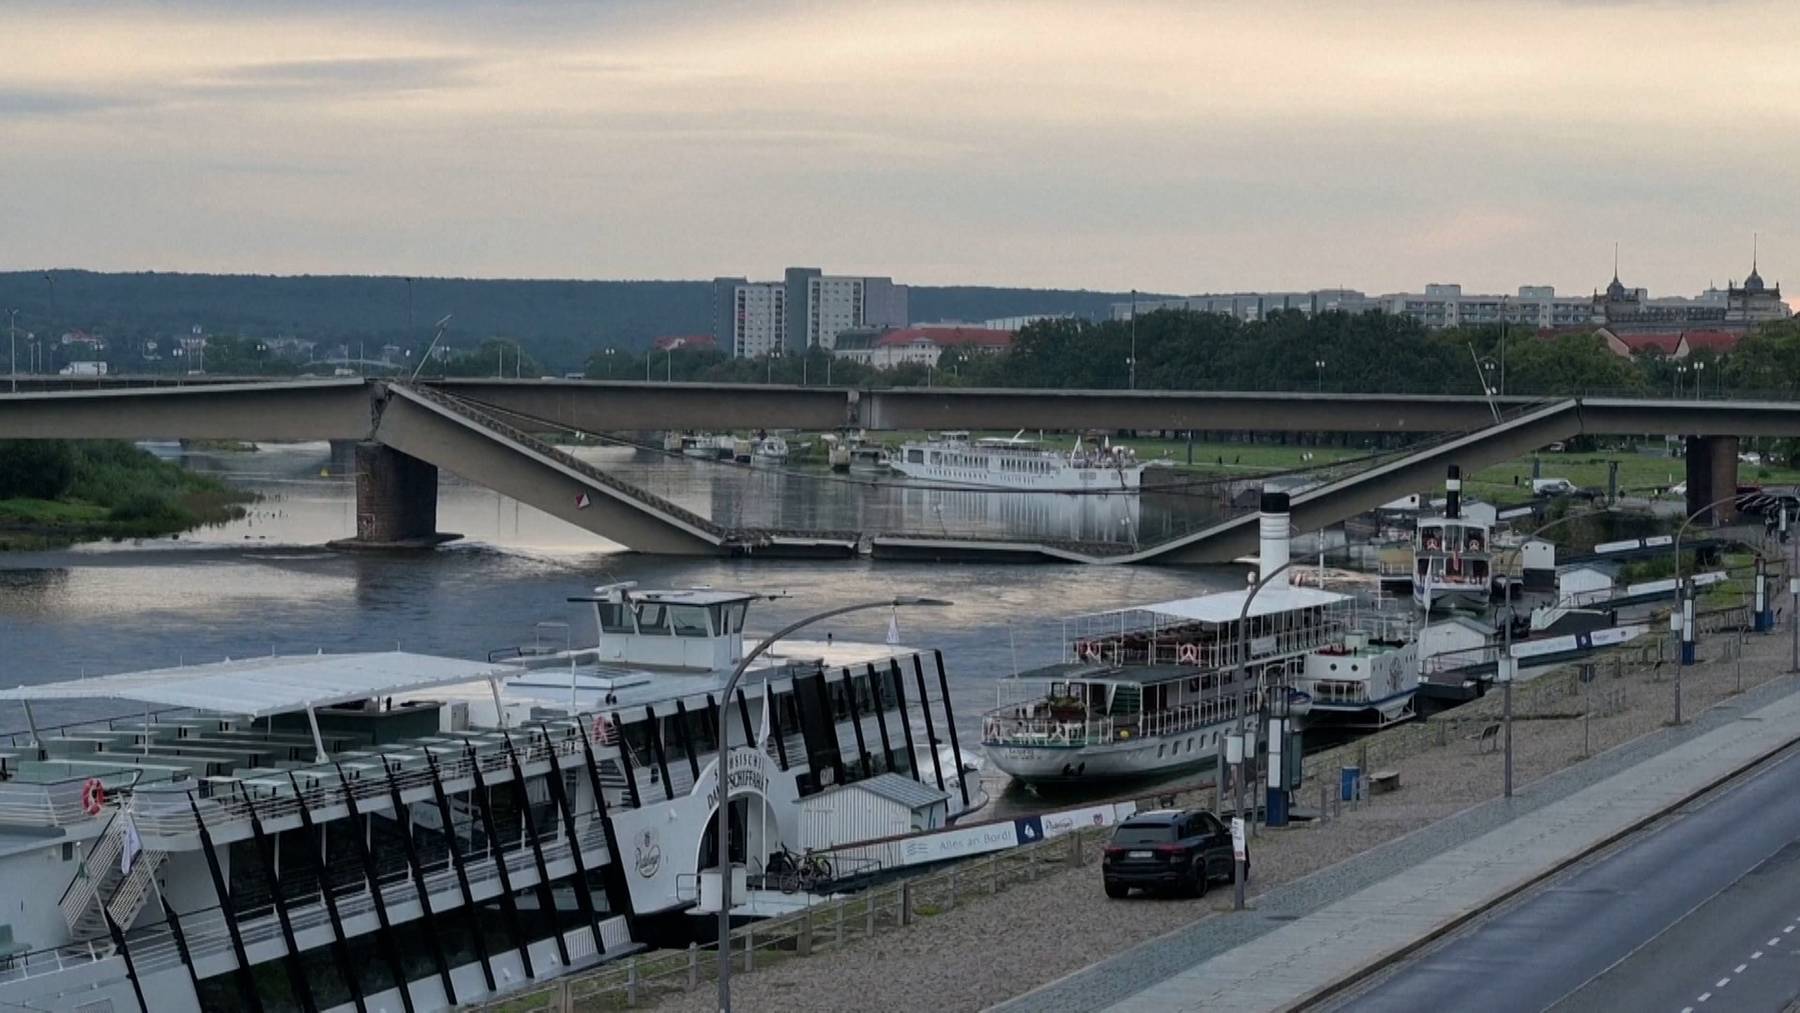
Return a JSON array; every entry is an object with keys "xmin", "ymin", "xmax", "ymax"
[{"xmin": 3, "ymin": 0, "xmax": 1794, "ymax": 298}]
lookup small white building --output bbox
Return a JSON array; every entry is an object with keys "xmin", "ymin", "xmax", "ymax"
[
  {"xmin": 1418, "ymin": 615, "xmax": 1495, "ymax": 673},
  {"xmin": 800, "ymin": 772, "xmax": 951, "ymax": 851},
  {"xmin": 1557, "ymin": 563, "xmax": 1618, "ymax": 606}
]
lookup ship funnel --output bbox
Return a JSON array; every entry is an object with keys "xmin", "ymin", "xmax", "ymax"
[
  {"xmin": 1444, "ymin": 465, "xmax": 1462, "ymax": 520},
  {"xmin": 1259, "ymin": 490, "xmax": 1291, "ymax": 586}
]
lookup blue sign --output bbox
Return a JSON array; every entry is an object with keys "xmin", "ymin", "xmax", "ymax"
[{"xmin": 1013, "ymin": 815, "xmax": 1045, "ymax": 846}]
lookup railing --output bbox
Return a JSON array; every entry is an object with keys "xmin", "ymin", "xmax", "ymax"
[
  {"xmin": 105, "ymin": 848, "xmax": 168, "ymax": 931},
  {"xmin": 59, "ymin": 809, "xmax": 123, "ymax": 930},
  {"xmin": 0, "ymin": 776, "xmax": 117, "ymax": 829},
  {"xmin": 124, "ymin": 819, "xmax": 612, "ymax": 977},
  {"xmin": 125, "ymin": 725, "xmax": 617, "ymax": 838},
  {"xmin": 469, "ymin": 825, "xmax": 1114, "ymax": 1012},
  {"xmin": 1136, "ymin": 700, "xmax": 1240, "ymax": 738},
  {"xmin": 982, "ymin": 715, "xmax": 1114, "ymax": 749}
]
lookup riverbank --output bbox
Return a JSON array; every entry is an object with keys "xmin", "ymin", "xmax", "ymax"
[
  {"xmin": 0, "ymin": 441, "xmax": 254, "ymax": 550},
  {"xmin": 648, "ymin": 612, "xmax": 1791, "ymax": 1013}
]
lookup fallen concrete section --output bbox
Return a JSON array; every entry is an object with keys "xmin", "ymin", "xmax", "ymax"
[{"xmin": 1094, "ymin": 680, "xmax": 1800, "ymax": 1013}]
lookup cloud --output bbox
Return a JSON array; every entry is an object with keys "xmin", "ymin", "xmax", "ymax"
[
  {"xmin": 0, "ymin": 88, "xmax": 146, "ymax": 119},
  {"xmin": 182, "ymin": 56, "xmax": 480, "ymax": 100}
]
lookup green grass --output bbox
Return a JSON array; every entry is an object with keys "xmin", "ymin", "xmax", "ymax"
[{"xmin": 0, "ymin": 497, "xmax": 111, "ymax": 526}]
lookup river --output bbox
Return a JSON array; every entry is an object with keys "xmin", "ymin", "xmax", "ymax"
[{"xmin": 0, "ymin": 443, "xmax": 1244, "ymax": 810}]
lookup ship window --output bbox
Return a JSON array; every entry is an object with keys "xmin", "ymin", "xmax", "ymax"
[
  {"xmin": 597, "ymin": 602, "xmax": 635, "ymax": 635},
  {"xmin": 635, "ymin": 604, "xmax": 672, "ymax": 635},
  {"xmin": 1157, "ymin": 743, "xmax": 1166, "ymax": 758},
  {"xmin": 908, "ymin": 449, "xmax": 924, "ymax": 464},
  {"xmin": 670, "ymin": 605, "xmax": 711, "ymax": 638}
]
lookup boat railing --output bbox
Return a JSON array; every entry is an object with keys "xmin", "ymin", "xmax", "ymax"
[
  {"xmin": 0, "ymin": 772, "xmax": 139, "ymax": 829},
  {"xmin": 1134, "ymin": 700, "xmax": 1238, "ymax": 738},
  {"xmin": 1424, "ymin": 644, "xmax": 1500, "ymax": 676},
  {"xmin": 121, "ymin": 817, "xmax": 612, "ymax": 977},
  {"xmin": 982, "ymin": 715, "xmax": 1114, "ymax": 749},
  {"xmin": 1073, "ymin": 621, "xmax": 1342, "ymax": 671},
  {"xmin": 1299, "ymin": 679, "xmax": 1377, "ymax": 706},
  {"xmin": 124, "ymin": 724, "xmax": 620, "ymax": 838}
]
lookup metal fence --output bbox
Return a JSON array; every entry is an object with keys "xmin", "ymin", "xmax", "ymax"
[{"xmin": 469, "ymin": 827, "xmax": 1108, "ymax": 1012}]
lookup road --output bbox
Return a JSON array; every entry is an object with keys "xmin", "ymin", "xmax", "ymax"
[{"xmin": 1325, "ymin": 744, "xmax": 1800, "ymax": 1013}]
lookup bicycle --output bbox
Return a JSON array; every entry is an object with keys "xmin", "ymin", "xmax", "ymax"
[{"xmin": 766, "ymin": 846, "xmax": 833, "ymax": 894}]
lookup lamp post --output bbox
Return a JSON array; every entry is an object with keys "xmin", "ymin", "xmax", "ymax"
[
  {"xmin": 713, "ymin": 596, "xmax": 950, "ymax": 1013},
  {"xmin": 1314, "ymin": 359, "xmax": 1325, "ymax": 393},
  {"xmin": 1673, "ymin": 493, "xmax": 1751, "ymax": 723},
  {"xmin": 7, "ymin": 308, "xmax": 16, "ymax": 392},
  {"xmin": 665, "ymin": 347, "xmax": 674, "ymax": 383},
  {"xmin": 1129, "ymin": 289, "xmax": 1137, "ymax": 390},
  {"xmin": 1675, "ymin": 364, "xmax": 1688, "ymax": 399},
  {"xmin": 1230, "ymin": 552, "xmax": 1304, "ymax": 912},
  {"xmin": 1694, "ymin": 360, "xmax": 1707, "ymax": 401},
  {"xmin": 1490, "ymin": 506, "xmax": 1615, "ymax": 797},
  {"xmin": 603, "ymin": 347, "xmax": 616, "ymax": 379}
]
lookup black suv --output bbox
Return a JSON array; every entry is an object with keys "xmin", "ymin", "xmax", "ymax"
[{"xmin": 1102, "ymin": 809, "xmax": 1243, "ymax": 898}]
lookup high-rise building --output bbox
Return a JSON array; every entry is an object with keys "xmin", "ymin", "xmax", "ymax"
[{"xmin": 711, "ymin": 277, "xmax": 787, "ymax": 358}]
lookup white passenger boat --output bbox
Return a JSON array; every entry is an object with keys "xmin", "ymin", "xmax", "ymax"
[
  {"xmin": 0, "ymin": 585, "xmax": 980, "ymax": 1013},
  {"xmin": 1291, "ymin": 619, "xmax": 1419, "ymax": 730},
  {"xmin": 752, "ymin": 435, "xmax": 789, "ymax": 464},
  {"xmin": 1413, "ymin": 466, "xmax": 1492, "ymax": 614},
  {"xmin": 981, "ymin": 493, "xmax": 1352, "ymax": 785},
  {"xmin": 890, "ymin": 431, "xmax": 1159, "ymax": 491}
]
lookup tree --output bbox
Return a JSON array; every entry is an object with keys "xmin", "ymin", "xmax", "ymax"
[{"xmin": 0, "ymin": 440, "xmax": 78, "ymax": 499}]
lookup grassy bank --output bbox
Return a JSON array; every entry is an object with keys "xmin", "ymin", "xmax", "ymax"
[{"xmin": 0, "ymin": 441, "xmax": 253, "ymax": 549}]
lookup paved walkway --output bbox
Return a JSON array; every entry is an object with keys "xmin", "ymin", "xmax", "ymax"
[
  {"xmin": 1109, "ymin": 683, "xmax": 1800, "ymax": 1012},
  {"xmin": 997, "ymin": 672, "xmax": 1800, "ymax": 1013}
]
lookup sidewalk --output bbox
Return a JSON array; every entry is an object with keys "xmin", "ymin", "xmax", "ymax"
[{"xmin": 1095, "ymin": 678, "xmax": 1800, "ymax": 1012}]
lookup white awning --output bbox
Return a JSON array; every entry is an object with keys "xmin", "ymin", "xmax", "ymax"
[
  {"xmin": 0, "ymin": 651, "xmax": 524, "ymax": 718},
  {"xmin": 1087, "ymin": 585, "xmax": 1349, "ymax": 625}
]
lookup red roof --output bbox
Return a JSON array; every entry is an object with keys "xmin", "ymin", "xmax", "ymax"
[
  {"xmin": 652, "ymin": 334, "xmax": 715, "ymax": 351},
  {"xmin": 1681, "ymin": 329, "xmax": 1741, "ymax": 353},
  {"xmin": 872, "ymin": 326, "xmax": 1015, "ymax": 349},
  {"xmin": 1613, "ymin": 332, "xmax": 1684, "ymax": 354}
]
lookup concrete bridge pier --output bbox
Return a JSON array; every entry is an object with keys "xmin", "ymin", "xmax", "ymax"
[
  {"xmin": 1685, "ymin": 434, "xmax": 1740, "ymax": 525},
  {"xmin": 326, "ymin": 438, "xmax": 359, "ymax": 476},
  {"xmin": 329, "ymin": 441, "xmax": 459, "ymax": 550}
]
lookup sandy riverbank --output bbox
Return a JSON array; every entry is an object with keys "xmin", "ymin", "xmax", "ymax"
[{"xmin": 654, "ymin": 616, "xmax": 1795, "ymax": 1013}]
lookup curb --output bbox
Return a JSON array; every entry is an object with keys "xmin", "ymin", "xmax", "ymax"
[{"xmin": 1287, "ymin": 722, "xmax": 1800, "ymax": 1011}]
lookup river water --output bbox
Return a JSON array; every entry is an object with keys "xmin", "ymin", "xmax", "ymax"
[{"xmin": 0, "ymin": 443, "xmax": 1244, "ymax": 808}]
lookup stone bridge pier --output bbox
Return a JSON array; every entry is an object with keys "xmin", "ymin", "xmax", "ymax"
[
  {"xmin": 1685, "ymin": 434, "xmax": 1740, "ymax": 524},
  {"xmin": 328, "ymin": 441, "xmax": 458, "ymax": 549}
]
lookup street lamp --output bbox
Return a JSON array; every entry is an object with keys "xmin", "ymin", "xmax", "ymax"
[
  {"xmin": 1129, "ymin": 289, "xmax": 1138, "ymax": 390},
  {"xmin": 1672, "ymin": 493, "xmax": 1752, "ymax": 723},
  {"xmin": 7, "ymin": 308, "xmax": 17, "ymax": 393},
  {"xmin": 1675, "ymin": 364, "xmax": 1688, "ymax": 399},
  {"xmin": 1314, "ymin": 359, "xmax": 1326, "ymax": 393},
  {"xmin": 603, "ymin": 347, "xmax": 616, "ymax": 379},
  {"xmin": 1693, "ymin": 360, "xmax": 1706, "ymax": 400},
  {"xmin": 714, "ymin": 596, "xmax": 951, "ymax": 1012}
]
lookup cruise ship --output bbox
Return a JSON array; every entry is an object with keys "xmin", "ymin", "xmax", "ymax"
[
  {"xmin": 982, "ymin": 492, "xmax": 1367, "ymax": 785},
  {"xmin": 889, "ymin": 431, "xmax": 1159, "ymax": 491},
  {"xmin": 0, "ymin": 586, "xmax": 981, "ymax": 1012}
]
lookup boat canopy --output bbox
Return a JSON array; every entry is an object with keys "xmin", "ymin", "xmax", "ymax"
[
  {"xmin": 0, "ymin": 651, "xmax": 521, "ymax": 718},
  {"xmin": 1082, "ymin": 585, "xmax": 1348, "ymax": 625}
]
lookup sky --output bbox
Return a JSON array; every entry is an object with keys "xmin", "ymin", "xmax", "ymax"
[{"xmin": 2, "ymin": 0, "xmax": 1796, "ymax": 299}]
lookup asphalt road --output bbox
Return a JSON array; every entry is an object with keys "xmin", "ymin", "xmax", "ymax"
[{"xmin": 1326, "ymin": 744, "xmax": 1800, "ymax": 1013}]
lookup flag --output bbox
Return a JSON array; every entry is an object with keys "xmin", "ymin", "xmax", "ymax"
[
  {"xmin": 575, "ymin": 492, "xmax": 592, "ymax": 510},
  {"xmin": 121, "ymin": 816, "xmax": 142, "ymax": 876},
  {"xmin": 756, "ymin": 676, "xmax": 772, "ymax": 751},
  {"xmin": 886, "ymin": 609, "xmax": 901, "ymax": 646}
]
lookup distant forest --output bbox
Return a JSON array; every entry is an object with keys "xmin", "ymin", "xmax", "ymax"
[{"xmin": 0, "ymin": 270, "xmax": 1157, "ymax": 373}]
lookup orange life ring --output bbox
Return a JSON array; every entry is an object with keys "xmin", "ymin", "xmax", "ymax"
[{"xmin": 81, "ymin": 778, "xmax": 106, "ymax": 816}]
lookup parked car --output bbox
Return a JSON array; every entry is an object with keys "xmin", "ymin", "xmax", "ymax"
[{"xmin": 1102, "ymin": 809, "xmax": 1242, "ymax": 898}]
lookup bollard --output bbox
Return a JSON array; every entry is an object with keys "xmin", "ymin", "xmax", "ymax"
[
  {"xmin": 798, "ymin": 907, "xmax": 813, "ymax": 956},
  {"xmin": 990, "ymin": 854, "xmax": 1001, "ymax": 895},
  {"xmin": 1320, "ymin": 783, "xmax": 1329, "ymax": 824},
  {"xmin": 866, "ymin": 895, "xmax": 876, "ymax": 936},
  {"xmin": 687, "ymin": 941, "xmax": 698, "ymax": 989},
  {"xmin": 559, "ymin": 978, "xmax": 573, "ymax": 1013},
  {"xmin": 744, "ymin": 923, "xmax": 754, "ymax": 972},
  {"xmin": 947, "ymin": 868, "xmax": 957, "ymax": 910},
  {"xmin": 1067, "ymin": 831, "xmax": 1082, "ymax": 868},
  {"xmin": 901, "ymin": 881, "xmax": 914, "ymax": 926},
  {"xmin": 835, "ymin": 896, "xmax": 846, "ymax": 946},
  {"xmin": 626, "ymin": 956, "xmax": 639, "ymax": 1007}
]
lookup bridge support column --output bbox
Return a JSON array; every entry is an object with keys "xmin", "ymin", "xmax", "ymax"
[
  {"xmin": 330, "ymin": 441, "xmax": 458, "ymax": 549},
  {"xmin": 1685, "ymin": 435, "xmax": 1739, "ymax": 525}
]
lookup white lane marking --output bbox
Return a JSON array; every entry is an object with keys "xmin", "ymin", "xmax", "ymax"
[
  {"xmin": 1771, "ymin": 937, "xmax": 1783, "ymax": 946},
  {"xmin": 1785, "ymin": 925, "xmax": 1795, "ymax": 933},
  {"xmin": 1682, "ymin": 1007, "xmax": 1694, "ymax": 1013},
  {"xmin": 1735, "ymin": 964, "xmax": 1747, "ymax": 973},
  {"xmin": 1753, "ymin": 951, "xmax": 1764, "ymax": 960},
  {"xmin": 1699, "ymin": 992, "xmax": 1712, "ymax": 1002},
  {"xmin": 1717, "ymin": 978, "xmax": 1731, "ymax": 988}
]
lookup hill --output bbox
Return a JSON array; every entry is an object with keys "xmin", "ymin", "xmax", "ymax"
[{"xmin": 0, "ymin": 270, "xmax": 1166, "ymax": 373}]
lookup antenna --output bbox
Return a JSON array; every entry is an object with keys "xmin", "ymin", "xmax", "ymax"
[
  {"xmin": 410, "ymin": 314, "xmax": 454, "ymax": 382},
  {"xmin": 1754, "ymin": 231, "xmax": 1759, "ymax": 271},
  {"xmin": 1612, "ymin": 241, "xmax": 1619, "ymax": 280}
]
